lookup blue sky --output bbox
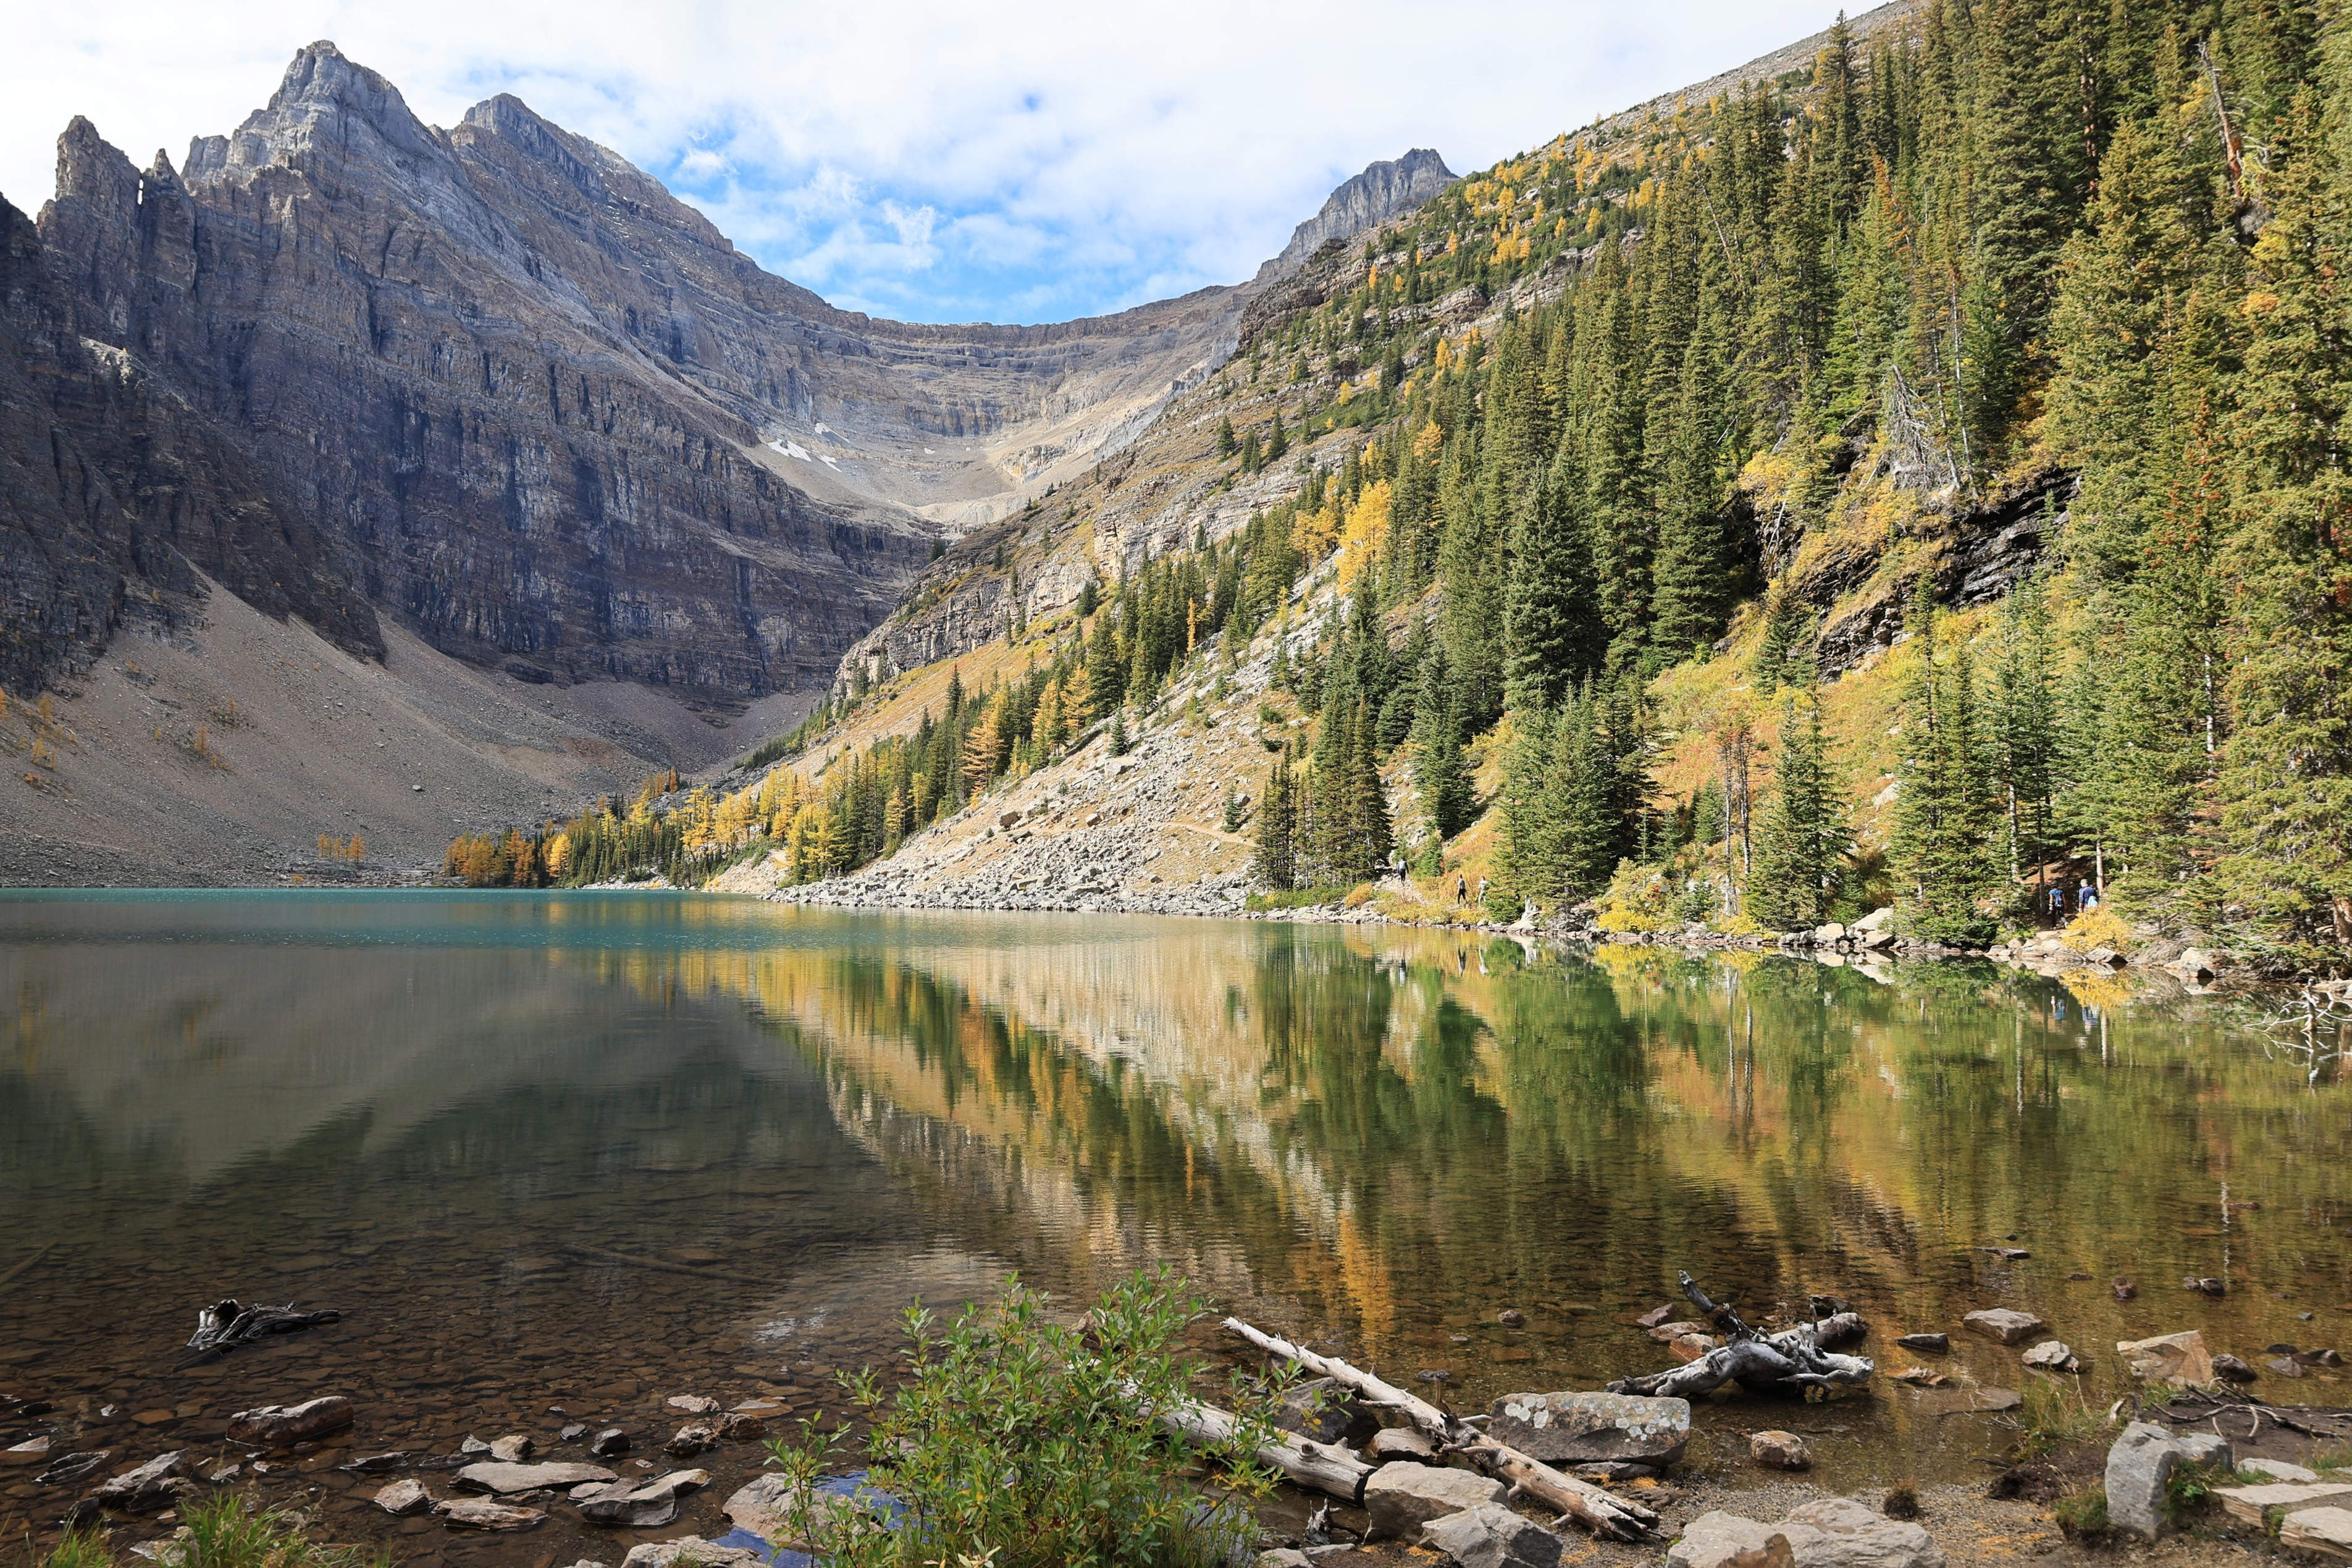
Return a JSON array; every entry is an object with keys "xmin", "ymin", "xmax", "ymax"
[{"xmin": 3, "ymin": 0, "xmax": 1857, "ymax": 325}]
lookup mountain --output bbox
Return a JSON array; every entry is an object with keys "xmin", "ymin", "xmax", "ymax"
[
  {"xmin": 0, "ymin": 40, "xmax": 1452, "ymax": 884},
  {"xmin": 620, "ymin": 0, "xmax": 2352, "ymax": 976},
  {"xmin": 1256, "ymin": 149, "xmax": 1456, "ymax": 281}
]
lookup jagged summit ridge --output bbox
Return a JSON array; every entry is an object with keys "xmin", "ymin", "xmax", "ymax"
[{"xmin": 1259, "ymin": 148, "xmax": 1456, "ymax": 280}]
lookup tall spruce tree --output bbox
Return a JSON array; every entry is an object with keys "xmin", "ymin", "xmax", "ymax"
[
  {"xmin": 1892, "ymin": 582, "xmax": 2001, "ymax": 941},
  {"xmin": 1749, "ymin": 689, "xmax": 1847, "ymax": 929}
]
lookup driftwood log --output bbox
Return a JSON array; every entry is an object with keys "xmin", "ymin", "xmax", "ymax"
[
  {"xmin": 1161, "ymin": 1398, "xmax": 1373, "ymax": 1504},
  {"xmin": 180, "ymin": 1299, "xmax": 342, "ymax": 1364},
  {"xmin": 1606, "ymin": 1273, "xmax": 1872, "ymax": 1399},
  {"xmin": 1222, "ymin": 1317, "xmax": 1657, "ymax": 1541}
]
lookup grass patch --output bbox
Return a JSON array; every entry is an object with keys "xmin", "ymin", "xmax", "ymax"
[
  {"xmin": 2006, "ymin": 1377, "xmax": 2107, "ymax": 1460},
  {"xmin": 763, "ymin": 1268, "xmax": 1284, "ymax": 1568},
  {"xmin": 32, "ymin": 1497, "xmax": 392, "ymax": 1568},
  {"xmin": 2053, "ymin": 1487, "xmax": 2109, "ymax": 1542}
]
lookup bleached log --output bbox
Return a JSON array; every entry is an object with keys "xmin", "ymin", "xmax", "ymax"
[
  {"xmin": 1161, "ymin": 1398, "xmax": 1371, "ymax": 1505},
  {"xmin": 1219, "ymin": 1317, "xmax": 1657, "ymax": 1541}
]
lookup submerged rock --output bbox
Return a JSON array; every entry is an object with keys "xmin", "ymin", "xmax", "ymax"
[
  {"xmin": 1961, "ymin": 1309, "xmax": 2046, "ymax": 1346},
  {"xmin": 1894, "ymin": 1333, "xmax": 1949, "ymax": 1354},
  {"xmin": 663, "ymin": 1424, "xmax": 715, "ymax": 1458},
  {"xmin": 576, "ymin": 1469, "xmax": 710, "ymax": 1528},
  {"xmin": 96, "ymin": 1452, "xmax": 187, "ymax": 1512},
  {"xmin": 589, "ymin": 1428, "xmax": 630, "ymax": 1458},
  {"xmin": 434, "ymin": 1496, "xmax": 545, "ymax": 1532},
  {"xmin": 1750, "ymin": 1430, "xmax": 1811, "ymax": 1470},
  {"xmin": 487, "ymin": 1435, "xmax": 534, "ymax": 1463},
  {"xmin": 225, "ymin": 1397, "xmax": 351, "ymax": 1447},
  {"xmin": 35, "ymin": 1451, "xmax": 109, "ymax": 1486}
]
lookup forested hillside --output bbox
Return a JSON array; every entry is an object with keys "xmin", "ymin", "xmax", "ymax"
[{"xmin": 458, "ymin": 1, "xmax": 2352, "ymax": 973}]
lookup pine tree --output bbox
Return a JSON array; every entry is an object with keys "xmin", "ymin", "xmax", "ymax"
[
  {"xmin": 1254, "ymin": 750, "xmax": 1298, "ymax": 891},
  {"xmin": 1749, "ymin": 690, "xmax": 1847, "ymax": 929},
  {"xmin": 1891, "ymin": 582, "xmax": 2001, "ymax": 942},
  {"xmin": 1988, "ymin": 575, "xmax": 2060, "ymax": 895}
]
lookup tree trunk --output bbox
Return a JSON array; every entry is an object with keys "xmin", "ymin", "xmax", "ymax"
[
  {"xmin": 1161, "ymin": 1399, "xmax": 1371, "ymax": 1506},
  {"xmin": 1219, "ymin": 1317, "xmax": 1657, "ymax": 1541}
]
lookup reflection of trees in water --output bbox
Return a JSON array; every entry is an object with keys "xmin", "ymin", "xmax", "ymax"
[{"xmin": 754, "ymin": 927, "xmax": 2352, "ymax": 1383}]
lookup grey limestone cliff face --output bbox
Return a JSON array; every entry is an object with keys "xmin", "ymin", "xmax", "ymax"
[
  {"xmin": 17, "ymin": 43, "xmax": 1253, "ymax": 703},
  {"xmin": 1258, "ymin": 148, "xmax": 1456, "ymax": 281}
]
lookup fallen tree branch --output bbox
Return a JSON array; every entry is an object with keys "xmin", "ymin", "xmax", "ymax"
[
  {"xmin": 1605, "ymin": 1272, "xmax": 1873, "ymax": 1400},
  {"xmin": 1161, "ymin": 1398, "xmax": 1371, "ymax": 1505},
  {"xmin": 1220, "ymin": 1317, "xmax": 1656, "ymax": 1541}
]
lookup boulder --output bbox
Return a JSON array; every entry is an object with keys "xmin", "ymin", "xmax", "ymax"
[
  {"xmin": 488, "ymin": 1434, "xmax": 533, "ymax": 1463},
  {"xmin": 2280, "ymin": 1507, "xmax": 2352, "ymax": 1563},
  {"xmin": 2106, "ymin": 1422, "xmax": 2235, "ymax": 1540},
  {"xmin": 1962, "ymin": 1309, "xmax": 2046, "ymax": 1346},
  {"xmin": 2213, "ymin": 1482, "xmax": 2352, "ymax": 1529},
  {"xmin": 1668, "ymin": 1512, "xmax": 1794, "ymax": 1568},
  {"xmin": 373, "ymin": 1479, "xmax": 433, "ymax": 1516},
  {"xmin": 620, "ymin": 1540, "xmax": 760, "ymax": 1568},
  {"xmin": 434, "ymin": 1497, "xmax": 545, "ymax": 1531},
  {"xmin": 225, "ymin": 1397, "xmax": 353, "ymax": 1447},
  {"xmin": 2020, "ymin": 1341, "xmax": 2083, "ymax": 1373},
  {"xmin": 1363, "ymin": 1462, "xmax": 1507, "ymax": 1541},
  {"xmin": 589, "ymin": 1428, "xmax": 630, "ymax": 1458},
  {"xmin": 664, "ymin": 1424, "xmax": 715, "ymax": 1458},
  {"xmin": 1419, "ymin": 1502, "xmax": 1563, "ymax": 1568},
  {"xmin": 1750, "ymin": 1431, "xmax": 1810, "ymax": 1470},
  {"xmin": 1778, "ymin": 1496, "xmax": 1945, "ymax": 1568},
  {"xmin": 1369, "ymin": 1428, "xmax": 1437, "ymax": 1463},
  {"xmin": 1485, "ymin": 1391, "xmax": 1690, "ymax": 1467},
  {"xmin": 2117, "ymin": 1330, "xmax": 2214, "ymax": 1385},
  {"xmin": 455, "ymin": 1461, "xmax": 617, "ymax": 1495},
  {"xmin": 2212, "ymin": 1353, "xmax": 2259, "ymax": 1383},
  {"xmin": 1853, "ymin": 907, "xmax": 1894, "ymax": 933},
  {"xmin": 95, "ymin": 1453, "xmax": 187, "ymax": 1512},
  {"xmin": 720, "ymin": 1474, "xmax": 856, "ymax": 1548}
]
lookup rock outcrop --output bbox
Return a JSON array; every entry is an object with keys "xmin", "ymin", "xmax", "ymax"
[{"xmin": 1257, "ymin": 148, "xmax": 1456, "ymax": 280}]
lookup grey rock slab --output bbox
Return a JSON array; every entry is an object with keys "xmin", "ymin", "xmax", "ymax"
[
  {"xmin": 1484, "ymin": 1391, "xmax": 1690, "ymax": 1465},
  {"xmin": 577, "ymin": 1470, "xmax": 710, "ymax": 1527},
  {"xmin": 226, "ymin": 1397, "xmax": 353, "ymax": 1447},
  {"xmin": 2214, "ymin": 1482, "xmax": 2352, "ymax": 1528},
  {"xmin": 455, "ymin": 1461, "xmax": 618, "ymax": 1495},
  {"xmin": 373, "ymin": 1479, "xmax": 432, "ymax": 1516},
  {"xmin": 1257, "ymin": 1554, "xmax": 1314, "ymax": 1568},
  {"xmin": 1363, "ymin": 1462, "xmax": 1507, "ymax": 1541},
  {"xmin": 1961, "ymin": 1309, "xmax": 2046, "ymax": 1346},
  {"xmin": 2280, "ymin": 1506, "xmax": 2352, "ymax": 1562},
  {"xmin": 1418, "ymin": 1501, "xmax": 1563, "ymax": 1568},
  {"xmin": 434, "ymin": 1496, "xmax": 546, "ymax": 1532},
  {"xmin": 2020, "ymin": 1341, "xmax": 2081, "ymax": 1372},
  {"xmin": 2245, "ymin": 1459, "xmax": 2320, "ymax": 1483}
]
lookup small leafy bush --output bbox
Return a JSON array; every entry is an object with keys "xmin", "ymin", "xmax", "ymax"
[
  {"xmin": 35, "ymin": 1497, "xmax": 392, "ymax": 1568},
  {"xmin": 2059, "ymin": 906, "xmax": 2135, "ymax": 954},
  {"xmin": 763, "ymin": 1268, "xmax": 1282, "ymax": 1568}
]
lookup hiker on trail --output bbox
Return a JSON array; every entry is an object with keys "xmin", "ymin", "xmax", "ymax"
[
  {"xmin": 2080, "ymin": 879, "xmax": 2098, "ymax": 912},
  {"xmin": 1455, "ymin": 873, "xmax": 1467, "ymax": 903}
]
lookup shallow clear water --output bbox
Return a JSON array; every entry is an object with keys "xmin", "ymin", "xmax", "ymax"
[{"xmin": 1, "ymin": 891, "xmax": 2347, "ymax": 1557}]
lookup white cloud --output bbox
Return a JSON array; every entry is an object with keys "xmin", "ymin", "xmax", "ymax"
[{"xmin": 0, "ymin": 0, "xmax": 1851, "ymax": 323}]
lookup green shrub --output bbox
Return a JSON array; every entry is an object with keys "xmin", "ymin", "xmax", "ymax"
[{"xmin": 763, "ymin": 1268, "xmax": 1282, "ymax": 1568}]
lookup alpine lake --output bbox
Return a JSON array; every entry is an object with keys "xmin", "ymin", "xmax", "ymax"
[{"xmin": 1, "ymin": 891, "xmax": 2347, "ymax": 1563}]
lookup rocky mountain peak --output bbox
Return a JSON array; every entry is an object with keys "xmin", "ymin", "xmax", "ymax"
[
  {"xmin": 186, "ymin": 40, "xmax": 447, "ymax": 186},
  {"xmin": 1258, "ymin": 147, "xmax": 1456, "ymax": 281}
]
